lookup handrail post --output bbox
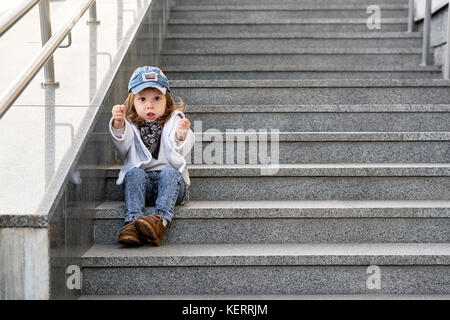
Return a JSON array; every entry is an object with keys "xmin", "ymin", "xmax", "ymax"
[
  {"xmin": 408, "ymin": 0, "xmax": 415, "ymax": 32},
  {"xmin": 87, "ymin": 1, "xmax": 100, "ymax": 24},
  {"xmin": 39, "ymin": 0, "xmax": 59, "ymax": 87},
  {"xmin": 421, "ymin": 0, "xmax": 432, "ymax": 66},
  {"xmin": 444, "ymin": 4, "xmax": 450, "ymax": 79}
]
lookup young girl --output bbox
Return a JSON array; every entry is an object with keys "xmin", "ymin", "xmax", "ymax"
[{"xmin": 109, "ymin": 66, "xmax": 194, "ymax": 246}]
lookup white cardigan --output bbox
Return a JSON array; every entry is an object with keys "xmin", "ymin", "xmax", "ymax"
[{"xmin": 109, "ymin": 110, "xmax": 195, "ymax": 186}]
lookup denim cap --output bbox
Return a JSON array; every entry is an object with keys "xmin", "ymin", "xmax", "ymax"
[{"xmin": 128, "ymin": 66, "xmax": 170, "ymax": 95}]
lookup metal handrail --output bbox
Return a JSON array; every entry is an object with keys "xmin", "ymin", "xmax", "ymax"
[
  {"xmin": 408, "ymin": 0, "xmax": 415, "ymax": 32},
  {"xmin": 445, "ymin": 4, "xmax": 450, "ymax": 79},
  {"xmin": 0, "ymin": 0, "xmax": 40, "ymax": 36},
  {"xmin": 421, "ymin": 0, "xmax": 432, "ymax": 66},
  {"xmin": 0, "ymin": 0, "xmax": 96, "ymax": 119},
  {"xmin": 410, "ymin": 0, "xmax": 450, "ymax": 73}
]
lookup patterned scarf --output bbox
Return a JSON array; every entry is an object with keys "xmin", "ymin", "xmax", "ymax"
[{"xmin": 140, "ymin": 121, "xmax": 163, "ymax": 159}]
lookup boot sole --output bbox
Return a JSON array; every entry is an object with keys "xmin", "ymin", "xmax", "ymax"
[
  {"xmin": 118, "ymin": 235, "xmax": 142, "ymax": 246},
  {"xmin": 134, "ymin": 218, "xmax": 159, "ymax": 243}
]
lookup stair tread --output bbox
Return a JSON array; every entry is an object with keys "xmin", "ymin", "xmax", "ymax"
[
  {"xmin": 162, "ymin": 47, "xmax": 422, "ymax": 54},
  {"xmin": 164, "ymin": 64, "xmax": 438, "ymax": 71},
  {"xmin": 97, "ymin": 199, "xmax": 450, "ymax": 210},
  {"xmin": 168, "ymin": 18, "xmax": 408, "ymax": 24},
  {"xmin": 169, "ymin": 79, "xmax": 450, "ymax": 87},
  {"xmin": 173, "ymin": 4, "xmax": 409, "ymax": 10},
  {"xmin": 183, "ymin": 104, "xmax": 450, "ymax": 112},
  {"xmin": 94, "ymin": 199, "xmax": 450, "ymax": 219},
  {"xmin": 194, "ymin": 131, "xmax": 450, "ymax": 141},
  {"xmin": 105, "ymin": 163, "xmax": 450, "ymax": 177},
  {"xmin": 82, "ymin": 243, "xmax": 450, "ymax": 267},
  {"xmin": 79, "ymin": 293, "xmax": 450, "ymax": 300},
  {"xmin": 166, "ymin": 32, "xmax": 421, "ymax": 39}
]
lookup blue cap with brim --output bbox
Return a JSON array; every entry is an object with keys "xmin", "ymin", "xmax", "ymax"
[{"xmin": 128, "ymin": 66, "xmax": 170, "ymax": 95}]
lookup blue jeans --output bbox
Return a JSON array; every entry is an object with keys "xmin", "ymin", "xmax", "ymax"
[{"xmin": 123, "ymin": 167, "xmax": 186, "ymax": 224}]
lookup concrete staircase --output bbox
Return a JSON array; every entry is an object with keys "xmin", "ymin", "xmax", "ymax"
[{"xmin": 80, "ymin": 0, "xmax": 450, "ymax": 298}]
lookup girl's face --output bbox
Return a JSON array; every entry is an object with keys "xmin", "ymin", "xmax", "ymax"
[{"xmin": 133, "ymin": 88, "xmax": 167, "ymax": 122}]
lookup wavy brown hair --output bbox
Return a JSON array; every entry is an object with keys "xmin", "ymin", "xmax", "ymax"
[{"xmin": 124, "ymin": 87, "xmax": 185, "ymax": 127}]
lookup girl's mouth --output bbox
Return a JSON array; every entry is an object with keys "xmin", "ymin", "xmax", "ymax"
[{"xmin": 146, "ymin": 112, "xmax": 156, "ymax": 120}]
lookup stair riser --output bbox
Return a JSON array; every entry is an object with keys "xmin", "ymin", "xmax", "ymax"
[
  {"xmin": 190, "ymin": 141, "xmax": 450, "ymax": 164},
  {"xmin": 94, "ymin": 217, "xmax": 450, "ymax": 244},
  {"xmin": 166, "ymin": 23, "xmax": 407, "ymax": 33},
  {"xmin": 160, "ymin": 53, "xmax": 426, "ymax": 67},
  {"xmin": 170, "ymin": 86, "xmax": 446, "ymax": 105},
  {"xmin": 82, "ymin": 265, "xmax": 450, "ymax": 295},
  {"xmin": 161, "ymin": 38, "xmax": 421, "ymax": 50},
  {"xmin": 104, "ymin": 140, "xmax": 450, "ymax": 165},
  {"xmin": 95, "ymin": 108, "xmax": 450, "ymax": 132},
  {"xmin": 165, "ymin": 71, "xmax": 440, "ymax": 79},
  {"xmin": 184, "ymin": 112, "xmax": 450, "ymax": 132},
  {"xmin": 98, "ymin": 138, "xmax": 450, "ymax": 167},
  {"xmin": 170, "ymin": 10, "xmax": 408, "ymax": 19},
  {"xmin": 106, "ymin": 176, "xmax": 450, "ymax": 201}
]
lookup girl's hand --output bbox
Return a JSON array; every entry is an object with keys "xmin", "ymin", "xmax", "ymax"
[
  {"xmin": 112, "ymin": 105, "xmax": 125, "ymax": 129},
  {"xmin": 176, "ymin": 118, "xmax": 191, "ymax": 141}
]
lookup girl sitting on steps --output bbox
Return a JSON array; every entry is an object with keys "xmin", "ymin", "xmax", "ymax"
[{"xmin": 109, "ymin": 66, "xmax": 194, "ymax": 247}]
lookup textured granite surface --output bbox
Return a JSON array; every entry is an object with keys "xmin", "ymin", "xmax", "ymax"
[
  {"xmin": 93, "ymin": 200, "xmax": 450, "ymax": 244},
  {"xmin": 106, "ymin": 163, "xmax": 450, "ymax": 177},
  {"xmin": 165, "ymin": 71, "xmax": 441, "ymax": 80},
  {"xmin": 163, "ymin": 38, "xmax": 421, "ymax": 50},
  {"xmin": 94, "ymin": 200, "xmax": 450, "ymax": 219},
  {"xmin": 173, "ymin": 0, "xmax": 408, "ymax": 4},
  {"xmin": 94, "ymin": 216, "xmax": 450, "ymax": 244},
  {"xmin": 161, "ymin": 52, "xmax": 427, "ymax": 68},
  {"xmin": 167, "ymin": 22, "xmax": 407, "ymax": 34},
  {"xmin": 168, "ymin": 18, "xmax": 408, "ymax": 25},
  {"xmin": 79, "ymin": 294, "xmax": 450, "ymax": 300},
  {"xmin": 164, "ymin": 32, "xmax": 422, "ymax": 40},
  {"xmin": 184, "ymin": 103, "xmax": 450, "ymax": 112},
  {"xmin": 82, "ymin": 265, "xmax": 450, "ymax": 295},
  {"xmin": 82, "ymin": 243, "xmax": 450, "ymax": 266},
  {"xmin": 185, "ymin": 112, "xmax": 450, "ymax": 131}
]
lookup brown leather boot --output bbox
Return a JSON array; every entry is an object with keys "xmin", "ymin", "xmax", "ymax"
[
  {"xmin": 134, "ymin": 215, "xmax": 166, "ymax": 246},
  {"xmin": 118, "ymin": 220, "xmax": 143, "ymax": 246}
]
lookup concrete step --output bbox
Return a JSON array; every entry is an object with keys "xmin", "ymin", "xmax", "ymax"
[
  {"xmin": 95, "ymin": 103, "xmax": 450, "ymax": 133},
  {"xmin": 166, "ymin": 18, "xmax": 408, "ymax": 33},
  {"xmin": 183, "ymin": 104, "xmax": 450, "ymax": 132},
  {"xmin": 183, "ymin": 132, "xmax": 450, "ymax": 164},
  {"xmin": 169, "ymin": 79, "xmax": 450, "ymax": 105},
  {"xmin": 94, "ymin": 130, "xmax": 450, "ymax": 174},
  {"xmin": 79, "ymin": 293, "xmax": 450, "ymax": 300},
  {"xmin": 166, "ymin": 70, "xmax": 441, "ymax": 80},
  {"xmin": 93, "ymin": 200, "xmax": 450, "ymax": 244},
  {"xmin": 170, "ymin": 7, "xmax": 408, "ymax": 19},
  {"xmin": 150, "ymin": 63, "xmax": 442, "ymax": 80},
  {"xmin": 159, "ymin": 48, "xmax": 430, "ymax": 67},
  {"xmin": 174, "ymin": 0, "xmax": 410, "ymax": 6},
  {"xmin": 172, "ymin": 4, "xmax": 410, "ymax": 11},
  {"xmin": 81, "ymin": 243, "xmax": 450, "ymax": 295},
  {"xmin": 161, "ymin": 36, "xmax": 422, "ymax": 50},
  {"xmin": 105, "ymin": 163, "xmax": 450, "ymax": 201}
]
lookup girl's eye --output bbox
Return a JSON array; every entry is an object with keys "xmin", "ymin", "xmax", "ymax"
[
  {"xmin": 155, "ymin": 96, "xmax": 160, "ymax": 101},
  {"xmin": 139, "ymin": 97, "xmax": 145, "ymax": 102}
]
